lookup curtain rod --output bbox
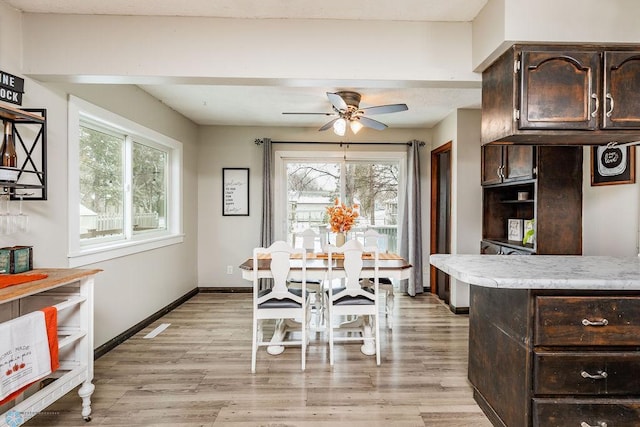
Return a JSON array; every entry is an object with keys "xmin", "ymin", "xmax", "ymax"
[{"xmin": 254, "ymin": 138, "xmax": 425, "ymax": 147}]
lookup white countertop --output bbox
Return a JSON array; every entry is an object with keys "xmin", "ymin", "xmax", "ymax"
[{"xmin": 429, "ymin": 254, "xmax": 640, "ymax": 290}]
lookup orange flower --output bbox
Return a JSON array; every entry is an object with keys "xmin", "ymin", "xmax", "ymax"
[{"xmin": 326, "ymin": 200, "xmax": 359, "ymax": 233}]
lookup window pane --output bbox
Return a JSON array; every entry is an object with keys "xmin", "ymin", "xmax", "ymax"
[
  {"xmin": 345, "ymin": 162, "xmax": 399, "ymax": 252},
  {"xmin": 133, "ymin": 142, "xmax": 167, "ymax": 233},
  {"xmin": 79, "ymin": 125, "xmax": 124, "ymax": 240},
  {"xmin": 345, "ymin": 162, "xmax": 399, "ymax": 226},
  {"xmin": 286, "ymin": 162, "xmax": 339, "ymax": 247},
  {"xmin": 285, "ymin": 159, "xmax": 400, "ymax": 252}
]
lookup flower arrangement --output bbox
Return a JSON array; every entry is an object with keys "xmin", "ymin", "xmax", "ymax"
[{"xmin": 326, "ymin": 198, "xmax": 359, "ymax": 233}]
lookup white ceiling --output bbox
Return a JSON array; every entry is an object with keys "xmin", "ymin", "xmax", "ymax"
[{"xmin": 5, "ymin": 0, "xmax": 487, "ymax": 129}]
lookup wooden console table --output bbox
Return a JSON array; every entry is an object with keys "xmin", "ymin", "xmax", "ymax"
[{"xmin": 0, "ymin": 268, "xmax": 100, "ymax": 426}]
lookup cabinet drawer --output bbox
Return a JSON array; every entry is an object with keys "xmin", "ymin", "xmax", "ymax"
[
  {"xmin": 534, "ymin": 351, "xmax": 640, "ymax": 395},
  {"xmin": 533, "ymin": 398, "xmax": 640, "ymax": 427},
  {"xmin": 535, "ymin": 296, "xmax": 640, "ymax": 346}
]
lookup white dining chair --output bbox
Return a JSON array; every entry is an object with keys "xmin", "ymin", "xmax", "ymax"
[
  {"xmin": 326, "ymin": 239, "xmax": 381, "ymax": 366},
  {"xmin": 362, "ymin": 229, "xmax": 394, "ymax": 329},
  {"xmin": 251, "ymin": 241, "xmax": 310, "ymax": 373}
]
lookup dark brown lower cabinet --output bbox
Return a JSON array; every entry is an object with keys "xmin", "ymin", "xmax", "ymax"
[
  {"xmin": 469, "ymin": 285, "xmax": 640, "ymax": 427},
  {"xmin": 533, "ymin": 400, "xmax": 640, "ymax": 427}
]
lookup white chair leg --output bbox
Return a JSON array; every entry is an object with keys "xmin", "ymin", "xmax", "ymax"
[
  {"xmin": 329, "ymin": 309, "xmax": 334, "ymax": 366},
  {"xmin": 307, "ymin": 303, "xmax": 312, "ymax": 345},
  {"xmin": 375, "ymin": 313, "xmax": 381, "ymax": 366},
  {"xmin": 386, "ymin": 288, "xmax": 394, "ymax": 329},
  {"xmin": 257, "ymin": 319, "xmax": 264, "ymax": 343},
  {"xmin": 251, "ymin": 317, "xmax": 258, "ymax": 373},
  {"xmin": 301, "ymin": 305, "xmax": 306, "ymax": 371}
]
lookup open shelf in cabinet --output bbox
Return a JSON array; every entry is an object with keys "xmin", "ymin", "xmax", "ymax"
[
  {"xmin": 483, "ymin": 182, "xmax": 536, "ymax": 250},
  {"xmin": 0, "ymin": 103, "xmax": 47, "ymax": 200},
  {"xmin": 481, "ymin": 146, "xmax": 583, "ymax": 256}
]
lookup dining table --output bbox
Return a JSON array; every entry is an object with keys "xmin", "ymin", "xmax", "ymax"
[{"xmin": 239, "ymin": 251, "xmax": 412, "ymax": 356}]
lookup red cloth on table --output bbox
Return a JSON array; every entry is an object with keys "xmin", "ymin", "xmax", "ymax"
[{"xmin": 0, "ymin": 273, "xmax": 48, "ymax": 290}]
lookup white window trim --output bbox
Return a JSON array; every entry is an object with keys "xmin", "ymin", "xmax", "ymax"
[
  {"xmin": 68, "ymin": 95, "xmax": 184, "ymax": 267},
  {"xmin": 274, "ymin": 149, "xmax": 407, "ymax": 241}
]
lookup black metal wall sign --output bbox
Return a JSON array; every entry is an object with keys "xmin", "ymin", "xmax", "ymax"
[{"xmin": 0, "ymin": 70, "xmax": 25, "ymax": 105}]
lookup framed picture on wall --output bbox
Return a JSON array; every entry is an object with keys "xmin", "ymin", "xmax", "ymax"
[
  {"xmin": 222, "ymin": 168, "xmax": 249, "ymax": 216},
  {"xmin": 591, "ymin": 145, "xmax": 636, "ymax": 186}
]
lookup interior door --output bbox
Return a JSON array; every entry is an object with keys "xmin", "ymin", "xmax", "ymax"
[{"xmin": 430, "ymin": 142, "xmax": 451, "ymax": 303}]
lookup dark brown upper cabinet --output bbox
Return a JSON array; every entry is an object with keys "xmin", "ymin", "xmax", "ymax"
[
  {"xmin": 604, "ymin": 51, "xmax": 640, "ymax": 129},
  {"xmin": 482, "ymin": 44, "xmax": 640, "ymax": 145},
  {"xmin": 481, "ymin": 146, "xmax": 583, "ymax": 255},
  {"xmin": 519, "ymin": 50, "xmax": 600, "ymax": 131},
  {"xmin": 481, "ymin": 145, "xmax": 534, "ymax": 186}
]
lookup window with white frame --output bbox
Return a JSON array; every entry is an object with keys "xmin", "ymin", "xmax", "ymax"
[
  {"xmin": 274, "ymin": 150, "xmax": 406, "ymax": 252},
  {"xmin": 68, "ymin": 96, "xmax": 183, "ymax": 267}
]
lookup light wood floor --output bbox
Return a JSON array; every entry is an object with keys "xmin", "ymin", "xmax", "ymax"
[{"xmin": 25, "ymin": 291, "xmax": 492, "ymax": 426}]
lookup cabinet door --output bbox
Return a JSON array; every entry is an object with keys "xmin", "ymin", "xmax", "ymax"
[
  {"xmin": 603, "ymin": 51, "xmax": 640, "ymax": 129},
  {"xmin": 504, "ymin": 145, "xmax": 534, "ymax": 182},
  {"xmin": 519, "ymin": 50, "xmax": 600, "ymax": 130},
  {"xmin": 481, "ymin": 145, "xmax": 503, "ymax": 185}
]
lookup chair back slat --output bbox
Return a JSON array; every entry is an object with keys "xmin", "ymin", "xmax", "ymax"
[{"xmin": 327, "ymin": 239, "xmax": 379, "ymax": 297}]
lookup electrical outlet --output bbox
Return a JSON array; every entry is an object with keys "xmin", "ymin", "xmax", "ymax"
[{"xmin": 226, "ymin": 265, "xmax": 233, "ymax": 275}]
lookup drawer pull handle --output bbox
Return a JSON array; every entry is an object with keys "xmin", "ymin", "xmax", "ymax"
[
  {"xmin": 581, "ymin": 318, "xmax": 608, "ymax": 327},
  {"xmin": 581, "ymin": 370, "xmax": 608, "ymax": 380},
  {"xmin": 581, "ymin": 422, "xmax": 607, "ymax": 427}
]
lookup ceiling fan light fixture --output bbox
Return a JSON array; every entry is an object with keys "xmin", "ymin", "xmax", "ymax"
[
  {"xmin": 350, "ymin": 120, "xmax": 364, "ymax": 134},
  {"xmin": 333, "ymin": 118, "xmax": 347, "ymax": 136}
]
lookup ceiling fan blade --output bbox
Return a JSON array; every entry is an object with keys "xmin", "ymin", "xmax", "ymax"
[
  {"xmin": 326, "ymin": 92, "xmax": 348, "ymax": 111},
  {"xmin": 319, "ymin": 118, "xmax": 339, "ymax": 131},
  {"xmin": 359, "ymin": 116, "xmax": 388, "ymax": 131},
  {"xmin": 282, "ymin": 112, "xmax": 336, "ymax": 116},
  {"xmin": 360, "ymin": 103, "xmax": 408, "ymax": 115}
]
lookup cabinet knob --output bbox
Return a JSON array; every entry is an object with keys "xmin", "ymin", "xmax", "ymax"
[
  {"xmin": 606, "ymin": 93, "xmax": 614, "ymax": 118},
  {"xmin": 591, "ymin": 93, "xmax": 599, "ymax": 118},
  {"xmin": 581, "ymin": 370, "xmax": 608, "ymax": 380},
  {"xmin": 581, "ymin": 318, "xmax": 609, "ymax": 327}
]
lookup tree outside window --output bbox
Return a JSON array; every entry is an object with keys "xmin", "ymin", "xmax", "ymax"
[
  {"xmin": 79, "ymin": 123, "xmax": 168, "ymax": 241},
  {"xmin": 285, "ymin": 160, "xmax": 399, "ymax": 251}
]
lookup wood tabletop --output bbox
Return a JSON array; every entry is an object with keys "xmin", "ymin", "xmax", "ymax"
[
  {"xmin": 239, "ymin": 253, "xmax": 411, "ymax": 272},
  {"xmin": 0, "ymin": 268, "xmax": 102, "ymax": 303}
]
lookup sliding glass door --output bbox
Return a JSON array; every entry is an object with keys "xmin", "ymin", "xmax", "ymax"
[{"xmin": 275, "ymin": 150, "xmax": 405, "ymax": 252}]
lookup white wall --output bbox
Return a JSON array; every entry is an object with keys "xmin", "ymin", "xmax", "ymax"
[
  {"xmin": 583, "ymin": 146, "xmax": 640, "ymax": 256},
  {"xmin": 20, "ymin": 14, "xmax": 479, "ymax": 88},
  {"xmin": 196, "ymin": 126, "xmax": 431, "ymax": 288},
  {"xmin": 0, "ymin": 1, "xmax": 200, "ymax": 348},
  {"xmin": 431, "ymin": 109, "xmax": 482, "ymax": 309},
  {"xmin": 473, "ymin": 0, "xmax": 640, "ymax": 71}
]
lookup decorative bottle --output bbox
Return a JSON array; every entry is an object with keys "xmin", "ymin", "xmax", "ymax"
[{"xmin": 1, "ymin": 120, "xmax": 17, "ymax": 168}]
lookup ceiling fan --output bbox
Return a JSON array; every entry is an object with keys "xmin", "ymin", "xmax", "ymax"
[{"xmin": 282, "ymin": 91, "xmax": 408, "ymax": 136}]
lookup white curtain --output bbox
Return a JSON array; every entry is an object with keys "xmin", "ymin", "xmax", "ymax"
[{"xmin": 399, "ymin": 140, "xmax": 424, "ymax": 296}]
